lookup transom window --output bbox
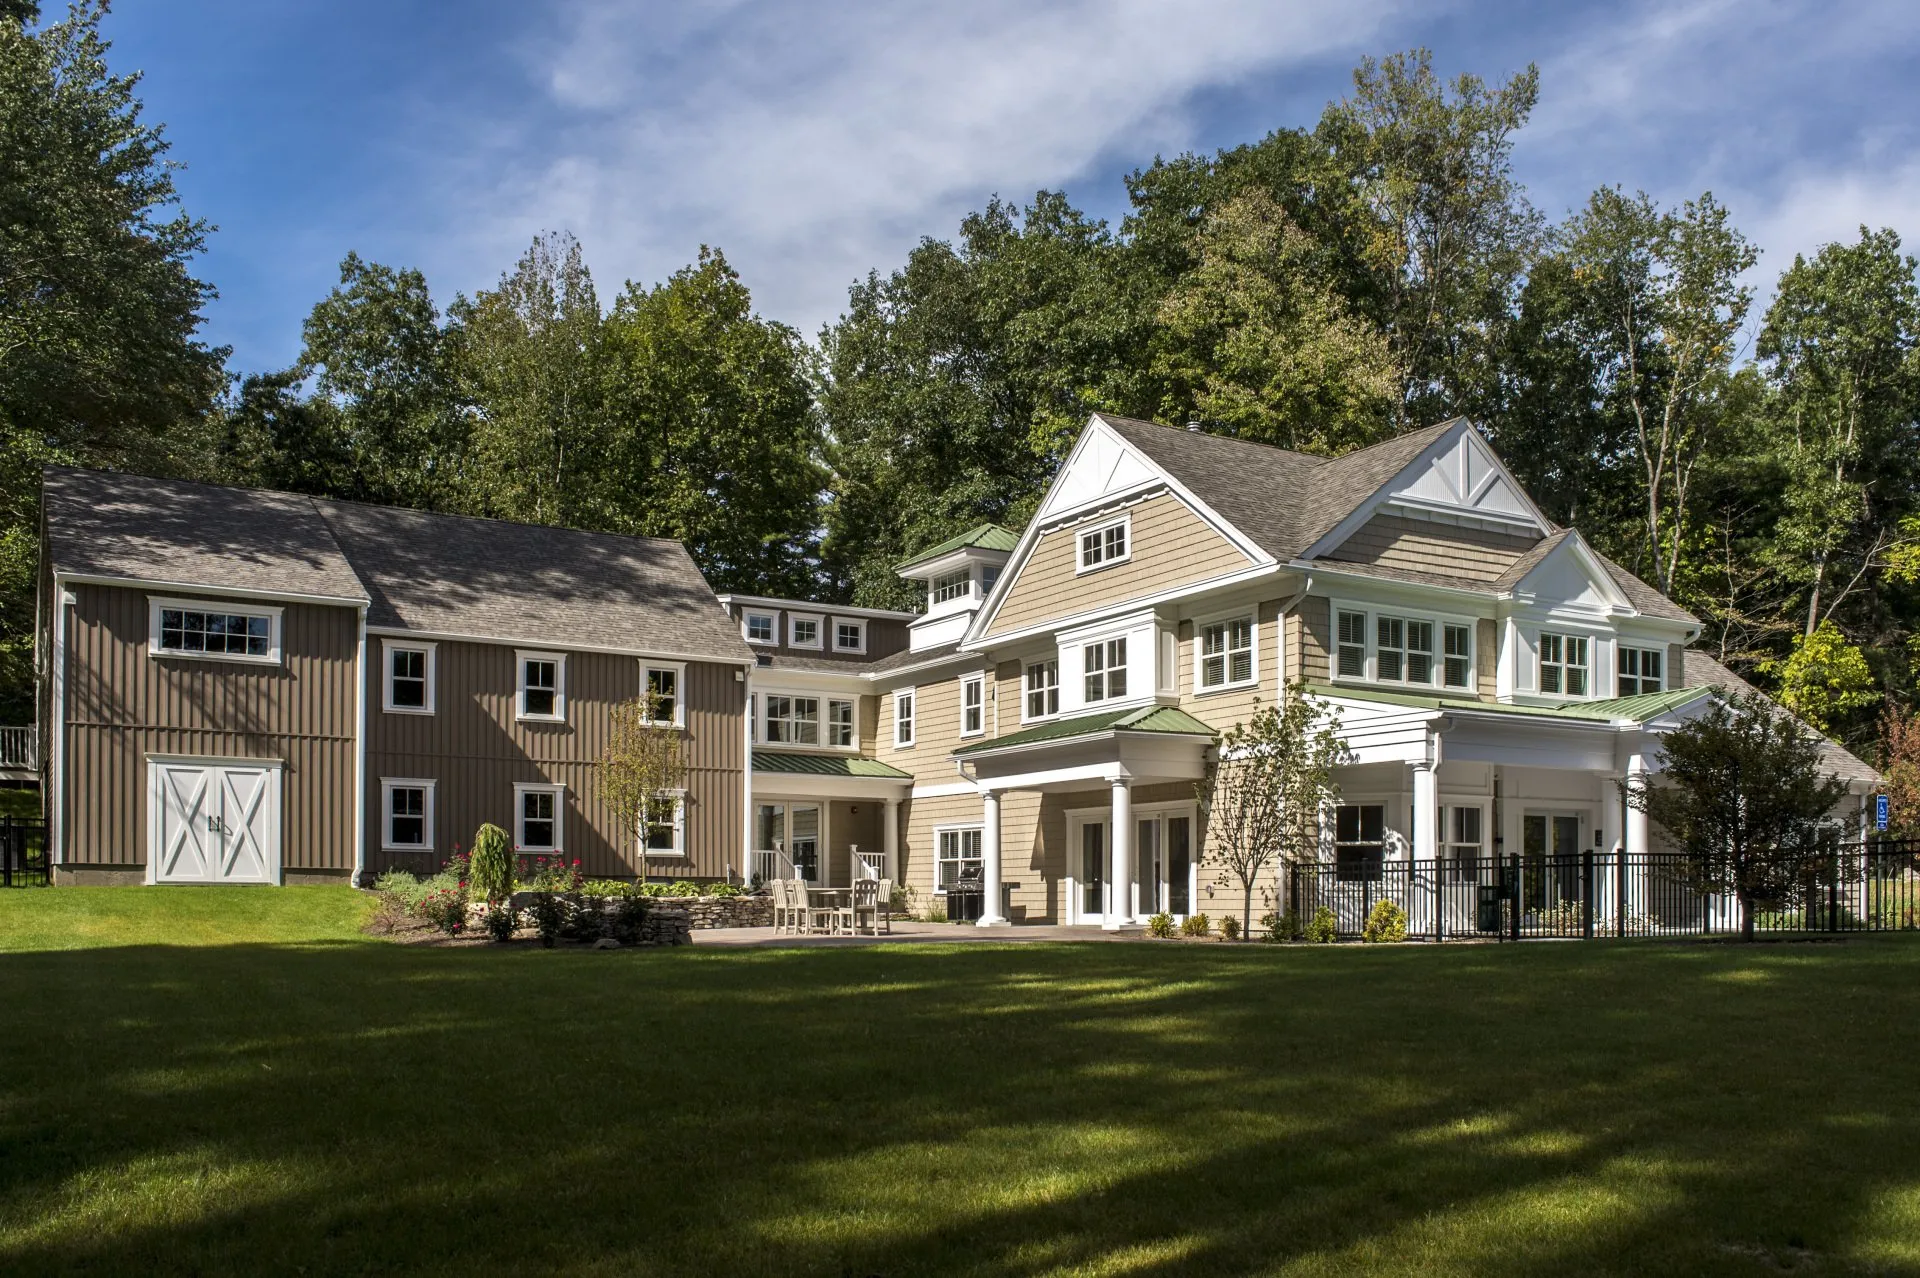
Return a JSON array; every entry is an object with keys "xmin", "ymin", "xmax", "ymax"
[
  {"xmin": 744, "ymin": 611, "xmax": 777, "ymax": 644},
  {"xmin": 789, "ymin": 615, "xmax": 822, "ymax": 649},
  {"xmin": 937, "ymin": 827, "xmax": 984, "ymax": 891},
  {"xmin": 894, "ymin": 689, "xmax": 915, "ymax": 746},
  {"xmin": 834, "ymin": 619, "xmax": 865, "ymax": 652},
  {"xmin": 1079, "ymin": 519, "xmax": 1128, "ymax": 571},
  {"xmin": 518, "ymin": 653, "xmax": 564, "ymax": 720},
  {"xmin": 1375, "ymin": 617, "xmax": 1433, "ymax": 685},
  {"xmin": 1084, "ymin": 637, "xmax": 1128, "ymax": 703},
  {"xmin": 931, "ymin": 570, "xmax": 971, "ymax": 604},
  {"xmin": 765, "ymin": 695, "xmax": 820, "ymax": 745},
  {"xmin": 960, "ymin": 674, "xmax": 985, "ymax": 736},
  {"xmin": 1199, "ymin": 617, "xmax": 1255, "ymax": 689},
  {"xmin": 1539, "ymin": 633, "xmax": 1590, "ymax": 697},
  {"xmin": 1025, "ymin": 659, "xmax": 1059, "ymax": 719},
  {"xmin": 1443, "ymin": 624, "xmax": 1473, "ymax": 690},
  {"xmin": 152, "ymin": 600, "xmax": 279, "ymax": 663},
  {"xmin": 1336, "ymin": 610, "xmax": 1367, "ymax": 678},
  {"xmin": 384, "ymin": 642, "xmax": 434, "ymax": 713},
  {"xmin": 643, "ymin": 664, "xmax": 683, "ymax": 726},
  {"xmin": 1335, "ymin": 803, "xmax": 1386, "ymax": 882},
  {"xmin": 517, "ymin": 785, "xmax": 564, "ymax": 852},
  {"xmin": 382, "ymin": 780, "xmax": 433, "ymax": 850},
  {"xmin": 1618, "ymin": 646, "xmax": 1664, "ymax": 695}
]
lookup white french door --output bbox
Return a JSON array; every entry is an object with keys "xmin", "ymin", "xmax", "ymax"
[
  {"xmin": 1067, "ymin": 806, "xmax": 1197, "ymax": 925},
  {"xmin": 148, "ymin": 758, "xmax": 282, "ymax": 884}
]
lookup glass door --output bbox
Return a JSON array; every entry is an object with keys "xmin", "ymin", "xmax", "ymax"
[
  {"xmin": 1167, "ymin": 815, "xmax": 1192, "ymax": 915},
  {"xmin": 790, "ymin": 806, "xmax": 820, "ymax": 883},
  {"xmin": 1521, "ymin": 811, "xmax": 1582, "ymax": 913},
  {"xmin": 1078, "ymin": 820, "xmax": 1106, "ymax": 923},
  {"xmin": 1135, "ymin": 817, "xmax": 1162, "ymax": 917}
]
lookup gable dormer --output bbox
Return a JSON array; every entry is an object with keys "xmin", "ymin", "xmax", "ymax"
[{"xmin": 894, "ymin": 525, "xmax": 1016, "ymax": 652}]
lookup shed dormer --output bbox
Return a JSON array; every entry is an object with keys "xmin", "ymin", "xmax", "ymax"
[{"xmin": 895, "ymin": 524, "xmax": 1017, "ymax": 651}]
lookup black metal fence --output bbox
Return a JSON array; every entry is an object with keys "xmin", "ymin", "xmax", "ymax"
[
  {"xmin": 0, "ymin": 816, "xmax": 50, "ymax": 888},
  {"xmin": 1287, "ymin": 839, "xmax": 1920, "ymax": 941}
]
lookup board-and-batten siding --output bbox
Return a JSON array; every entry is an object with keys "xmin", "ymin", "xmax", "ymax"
[
  {"xmin": 984, "ymin": 492, "xmax": 1253, "ymax": 638},
  {"xmin": 60, "ymin": 584, "xmax": 360, "ymax": 870},
  {"xmin": 1323, "ymin": 513, "xmax": 1539, "ymax": 583},
  {"xmin": 365, "ymin": 640, "xmax": 744, "ymax": 880}
]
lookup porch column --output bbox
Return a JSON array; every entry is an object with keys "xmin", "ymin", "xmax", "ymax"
[
  {"xmin": 1625, "ymin": 750, "xmax": 1650, "ymax": 925},
  {"xmin": 1105, "ymin": 778, "xmax": 1134, "ymax": 930},
  {"xmin": 1410, "ymin": 760, "xmax": 1438, "ymax": 862},
  {"xmin": 884, "ymin": 798, "xmax": 900, "ymax": 884},
  {"xmin": 1596, "ymin": 768, "xmax": 1623, "ymax": 928},
  {"xmin": 978, "ymin": 789, "xmax": 1009, "ymax": 927}
]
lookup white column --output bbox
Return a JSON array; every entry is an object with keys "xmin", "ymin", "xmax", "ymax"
[
  {"xmin": 1105, "ymin": 778, "xmax": 1134, "ymax": 930},
  {"xmin": 1625, "ymin": 750, "xmax": 1650, "ymax": 926},
  {"xmin": 1411, "ymin": 760, "xmax": 1438, "ymax": 862},
  {"xmin": 884, "ymin": 797, "xmax": 900, "ymax": 884},
  {"xmin": 978, "ymin": 790, "xmax": 1009, "ymax": 927},
  {"xmin": 1596, "ymin": 767, "xmax": 1623, "ymax": 927}
]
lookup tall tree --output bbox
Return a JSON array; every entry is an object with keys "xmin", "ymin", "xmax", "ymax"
[{"xmin": 0, "ymin": 1, "xmax": 224, "ymax": 720}]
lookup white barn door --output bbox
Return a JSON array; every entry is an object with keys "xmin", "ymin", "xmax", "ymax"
[{"xmin": 149, "ymin": 759, "xmax": 282, "ymax": 884}]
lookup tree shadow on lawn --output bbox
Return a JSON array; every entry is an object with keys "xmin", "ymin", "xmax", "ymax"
[{"xmin": 2, "ymin": 938, "xmax": 1919, "ymax": 1276}]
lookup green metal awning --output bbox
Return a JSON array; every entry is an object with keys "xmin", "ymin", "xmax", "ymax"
[
  {"xmin": 751, "ymin": 751, "xmax": 912, "ymax": 779},
  {"xmin": 952, "ymin": 704, "xmax": 1217, "ymax": 757}
]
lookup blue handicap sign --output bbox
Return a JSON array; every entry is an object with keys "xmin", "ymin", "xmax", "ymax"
[{"xmin": 1877, "ymin": 795, "xmax": 1890, "ymax": 831}]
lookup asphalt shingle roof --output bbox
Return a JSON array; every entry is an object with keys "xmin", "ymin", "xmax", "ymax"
[{"xmin": 1679, "ymin": 651, "xmax": 1881, "ymax": 785}]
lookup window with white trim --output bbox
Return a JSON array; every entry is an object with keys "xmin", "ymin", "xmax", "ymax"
[
  {"xmin": 931, "ymin": 570, "xmax": 971, "ymax": 605},
  {"xmin": 833, "ymin": 619, "xmax": 866, "ymax": 653},
  {"xmin": 381, "ymin": 779, "xmax": 434, "ymax": 850},
  {"xmin": 1025, "ymin": 659, "xmax": 1059, "ymax": 719},
  {"xmin": 517, "ymin": 652, "xmax": 565, "ymax": 720},
  {"xmin": 744, "ymin": 611, "xmax": 777, "ymax": 645},
  {"xmin": 828, "ymin": 699, "xmax": 855, "ymax": 748},
  {"xmin": 644, "ymin": 791, "xmax": 686, "ymax": 856},
  {"xmin": 747, "ymin": 693, "xmax": 758, "ymax": 743},
  {"xmin": 384, "ymin": 641, "xmax": 435, "ymax": 713},
  {"xmin": 765, "ymin": 695, "xmax": 820, "ymax": 745},
  {"xmin": 1334, "ymin": 803, "xmax": 1385, "ymax": 882},
  {"xmin": 150, "ymin": 598, "xmax": 281, "ymax": 664},
  {"xmin": 1375, "ymin": 617, "xmax": 1433, "ymax": 685},
  {"xmin": 981, "ymin": 565, "xmax": 1001, "ymax": 595},
  {"xmin": 788, "ymin": 614, "xmax": 822, "ymax": 649},
  {"xmin": 515, "ymin": 784, "xmax": 565, "ymax": 852},
  {"xmin": 960, "ymin": 674, "xmax": 985, "ymax": 736},
  {"xmin": 1444, "ymin": 805, "xmax": 1484, "ymax": 882},
  {"xmin": 1539, "ymin": 632, "xmax": 1590, "ymax": 697},
  {"xmin": 894, "ymin": 689, "xmax": 915, "ymax": 747},
  {"xmin": 1078, "ymin": 518, "xmax": 1128, "ymax": 571},
  {"xmin": 1084, "ymin": 637, "xmax": 1128, "ymax": 703},
  {"xmin": 937, "ymin": 826, "xmax": 983, "ymax": 891},
  {"xmin": 1199, "ymin": 617, "xmax": 1255, "ymax": 690},
  {"xmin": 1443, "ymin": 624, "xmax": 1473, "ymax": 690},
  {"xmin": 642, "ymin": 663, "xmax": 684, "ymax": 727},
  {"xmin": 1618, "ymin": 645, "xmax": 1663, "ymax": 695},
  {"xmin": 1336, "ymin": 610, "xmax": 1367, "ymax": 678}
]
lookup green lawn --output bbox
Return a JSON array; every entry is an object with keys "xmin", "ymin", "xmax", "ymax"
[{"xmin": 2, "ymin": 890, "xmax": 1919, "ymax": 1276}]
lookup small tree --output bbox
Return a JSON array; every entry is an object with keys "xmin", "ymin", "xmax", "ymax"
[
  {"xmin": 469, "ymin": 822, "xmax": 512, "ymax": 902},
  {"xmin": 1879, "ymin": 707, "xmax": 1920, "ymax": 838},
  {"xmin": 1197, "ymin": 681, "xmax": 1347, "ymax": 940},
  {"xmin": 1627, "ymin": 688, "xmax": 1849, "ymax": 940},
  {"xmin": 599, "ymin": 690, "xmax": 688, "ymax": 887}
]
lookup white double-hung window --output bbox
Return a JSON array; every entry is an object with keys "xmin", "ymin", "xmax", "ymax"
[
  {"xmin": 1618, "ymin": 645, "xmax": 1664, "ymax": 695},
  {"xmin": 384, "ymin": 640, "xmax": 435, "ymax": 713},
  {"xmin": 642, "ymin": 663, "xmax": 685, "ymax": 727},
  {"xmin": 893, "ymin": 689, "xmax": 916, "ymax": 747},
  {"xmin": 515, "ymin": 783, "xmax": 565, "ymax": 852},
  {"xmin": 517, "ymin": 651, "xmax": 565, "ymax": 720},
  {"xmin": 1336, "ymin": 610, "xmax": 1367, "ymax": 678},
  {"xmin": 1198, "ymin": 617, "xmax": 1255, "ymax": 690},
  {"xmin": 382, "ymin": 779, "xmax": 434, "ymax": 850},
  {"xmin": 1333, "ymin": 606, "xmax": 1473, "ymax": 691},
  {"xmin": 959, "ymin": 674, "xmax": 985, "ymax": 737},
  {"xmin": 1025, "ymin": 659, "xmax": 1059, "ymax": 719},
  {"xmin": 1084, "ymin": 637, "xmax": 1127, "ymax": 703},
  {"xmin": 1442, "ymin": 624, "xmax": 1473, "ymax": 691},
  {"xmin": 1539, "ymin": 632, "xmax": 1590, "ymax": 697},
  {"xmin": 936, "ymin": 826, "xmax": 984, "ymax": 891},
  {"xmin": 644, "ymin": 791, "xmax": 686, "ymax": 856},
  {"xmin": 1375, "ymin": 617, "xmax": 1433, "ymax": 685},
  {"xmin": 1078, "ymin": 517, "xmax": 1128, "ymax": 572}
]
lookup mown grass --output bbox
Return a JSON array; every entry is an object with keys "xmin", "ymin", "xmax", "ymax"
[{"xmin": 2, "ymin": 888, "xmax": 1919, "ymax": 1276}]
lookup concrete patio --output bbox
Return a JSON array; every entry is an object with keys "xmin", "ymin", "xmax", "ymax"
[{"xmin": 692, "ymin": 921, "xmax": 1148, "ymax": 947}]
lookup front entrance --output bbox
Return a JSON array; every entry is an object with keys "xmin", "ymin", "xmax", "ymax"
[
  {"xmin": 755, "ymin": 803, "xmax": 821, "ymax": 882},
  {"xmin": 1068, "ymin": 805, "xmax": 1196, "ymax": 924},
  {"xmin": 1521, "ymin": 811, "xmax": 1583, "ymax": 912},
  {"xmin": 148, "ymin": 758, "xmax": 281, "ymax": 884}
]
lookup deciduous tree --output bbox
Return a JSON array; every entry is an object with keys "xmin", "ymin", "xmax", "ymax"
[{"xmin": 599, "ymin": 691, "xmax": 688, "ymax": 887}]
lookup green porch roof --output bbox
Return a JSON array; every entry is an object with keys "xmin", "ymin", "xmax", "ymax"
[
  {"xmin": 952, "ymin": 704, "xmax": 1217, "ymax": 757},
  {"xmin": 893, "ymin": 523, "xmax": 1020, "ymax": 573},
  {"xmin": 751, "ymin": 751, "xmax": 912, "ymax": 779},
  {"xmin": 1302, "ymin": 682, "xmax": 1712, "ymax": 724}
]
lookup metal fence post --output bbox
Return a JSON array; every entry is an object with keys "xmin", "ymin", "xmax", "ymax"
[
  {"xmin": 1829, "ymin": 869, "xmax": 1840, "ymax": 934},
  {"xmin": 1508, "ymin": 853, "xmax": 1521, "ymax": 942},
  {"xmin": 1433, "ymin": 858, "xmax": 1443, "ymax": 943},
  {"xmin": 1, "ymin": 815, "xmax": 10, "ymax": 888},
  {"xmin": 1582, "ymin": 849, "xmax": 1594, "ymax": 939}
]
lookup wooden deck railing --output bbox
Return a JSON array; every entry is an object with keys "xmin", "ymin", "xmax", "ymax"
[{"xmin": 0, "ymin": 727, "xmax": 34, "ymax": 771}]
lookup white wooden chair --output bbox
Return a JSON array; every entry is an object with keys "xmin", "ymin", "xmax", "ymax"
[
  {"xmin": 851, "ymin": 879, "xmax": 881, "ymax": 935},
  {"xmin": 875, "ymin": 878, "xmax": 894, "ymax": 934}
]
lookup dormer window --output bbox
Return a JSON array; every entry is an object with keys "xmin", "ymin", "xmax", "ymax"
[
  {"xmin": 1078, "ymin": 517, "xmax": 1129, "ymax": 572},
  {"xmin": 744, "ymin": 610, "xmax": 777, "ymax": 645},
  {"xmin": 931, "ymin": 570, "xmax": 971, "ymax": 605},
  {"xmin": 833, "ymin": 619, "xmax": 866, "ymax": 653},
  {"xmin": 1618, "ymin": 646, "xmax": 1663, "ymax": 695},
  {"xmin": 789, "ymin": 614, "xmax": 822, "ymax": 649},
  {"xmin": 1539, "ymin": 633, "xmax": 1589, "ymax": 697}
]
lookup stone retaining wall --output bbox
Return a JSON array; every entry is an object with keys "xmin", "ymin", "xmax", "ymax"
[
  {"xmin": 667, "ymin": 894, "xmax": 772, "ymax": 929},
  {"xmin": 641, "ymin": 906, "xmax": 693, "ymax": 946}
]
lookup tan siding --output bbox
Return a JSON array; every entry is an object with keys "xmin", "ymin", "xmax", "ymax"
[
  {"xmin": 1291, "ymin": 595, "xmax": 1331, "ymax": 683},
  {"xmin": 985, "ymin": 493, "xmax": 1253, "ymax": 637},
  {"xmin": 879, "ymin": 666, "xmax": 990, "ymax": 777},
  {"xmin": 1324, "ymin": 513, "xmax": 1538, "ymax": 583},
  {"xmin": 898, "ymin": 789, "xmax": 1061, "ymax": 923},
  {"xmin": 857, "ymin": 694, "xmax": 880, "ymax": 755},
  {"xmin": 61, "ymin": 584, "xmax": 359, "ymax": 871},
  {"xmin": 1174, "ymin": 599, "xmax": 1284, "ymax": 733},
  {"xmin": 1478, "ymin": 619, "xmax": 1500, "ymax": 699},
  {"xmin": 366, "ymin": 642, "xmax": 745, "ymax": 880}
]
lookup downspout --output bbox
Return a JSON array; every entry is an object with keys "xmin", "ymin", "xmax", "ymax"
[
  {"xmin": 48, "ymin": 574, "xmax": 70, "ymax": 868},
  {"xmin": 741, "ymin": 663, "xmax": 754, "ymax": 885},
  {"xmin": 1274, "ymin": 575, "xmax": 1312, "ymax": 687},
  {"xmin": 352, "ymin": 604, "xmax": 368, "ymax": 887}
]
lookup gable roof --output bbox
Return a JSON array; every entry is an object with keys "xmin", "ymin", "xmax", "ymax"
[
  {"xmin": 42, "ymin": 467, "xmax": 368, "ymax": 603},
  {"xmin": 42, "ymin": 467, "xmax": 751, "ymax": 663},
  {"xmin": 894, "ymin": 524, "xmax": 1019, "ymax": 573},
  {"xmin": 1679, "ymin": 650, "xmax": 1881, "ymax": 786}
]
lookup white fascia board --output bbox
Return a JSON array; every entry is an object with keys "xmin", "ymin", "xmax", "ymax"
[
  {"xmin": 752, "ymin": 670, "xmax": 874, "ymax": 696},
  {"xmin": 1301, "ymin": 420, "xmax": 1554, "ymax": 561},
  {"xmin": 1297, "ymin": 563, "xmax": 1500, "ymax": 610},
  {"xmin": 55, "ymin": 570, "xmax": 368, "ymax": 609},
  {"xmin": 1500, "ymin": 530, "xmax": 1633, "ymax": 615},
  {"xmin": 364, "ymin": 625, "xmax": 752, "ymax": 668},
  {"xmin": 966, "ymin": 560, "xmax": 1284, "ymax": 652}
]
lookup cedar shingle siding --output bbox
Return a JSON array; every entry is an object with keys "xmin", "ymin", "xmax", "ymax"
[{"xmin": 1324, "ymin": 513, "xmax": 1537, "ymax": 583}]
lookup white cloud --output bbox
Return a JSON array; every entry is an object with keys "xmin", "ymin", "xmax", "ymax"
[{"xmin": 431, "ymin": 0, "xmax": 1407, "ymax": 334}]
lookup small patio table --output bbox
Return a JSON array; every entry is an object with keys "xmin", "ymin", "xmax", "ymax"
[{"xmin": 805, "ymin": 887, "xmax": 855, "ymax": 935}]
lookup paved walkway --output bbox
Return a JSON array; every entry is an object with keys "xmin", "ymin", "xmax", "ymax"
[{"xmin": 692, "ymin": 921, "xmax": 1142, "ymax": 947}]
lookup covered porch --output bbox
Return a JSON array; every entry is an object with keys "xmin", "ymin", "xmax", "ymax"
[
  {"xmin": 749, "ymin": 752, "xmax": 911, "ymax": 888},
  {"xmin": 952, "ymin": 705, "xmax": 1216, "ymax": 928}
]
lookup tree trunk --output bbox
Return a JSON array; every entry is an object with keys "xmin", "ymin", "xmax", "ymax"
[
  {"xmin": 1243, "ymin": 884, "xmax": 1254, "ymax": 942},
  {"xmin": 1805, "ymin": 552, "xmax": 1825, "ymax": 639}
]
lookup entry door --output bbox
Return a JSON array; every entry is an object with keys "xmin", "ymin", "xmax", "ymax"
[
  {"xmin": 1132, "ymin": 813, "xmax": 1196, "ymax": 918},
  {"xmin": 1075, "ymin": 820, "xmax": 1106, "ymax": 923},
  {"xmin": 1521, "ymin": 812, "xmax": 1582, "ymax": 910},
  {"xmin": 150, "ymin": 760, "xmax": 280, "ymax": 884}
]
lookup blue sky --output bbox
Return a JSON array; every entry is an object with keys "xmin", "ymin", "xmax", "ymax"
[{"xmin": 98, "ymin": 0, "xmax": 1920, "ymax": 375}]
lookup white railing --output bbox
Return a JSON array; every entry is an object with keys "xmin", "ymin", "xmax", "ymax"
[
  {"xmin": 753, "ymin": 848, "xmax": 799, "ymax": 884},
  {"xmin": 850, "ymin": 846, "xmax": 893, "ymax": 882},
  {"xmin": 0, "ymin": 727, "xmax": 34, "ymax": 771}
]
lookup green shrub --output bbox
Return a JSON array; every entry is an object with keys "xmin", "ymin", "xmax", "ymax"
[
  {"xmin": 1305, "ymin": 906, "xmax": 1337, "ymax": 944},
  {"xmin": 579, "ymin": 878, "xmax": 638, "ymax": 899},
  {"xmin": 482, "ymin": 902, "xmax": 517, "ymax": 942},
  {"xmin": 1258, "ymin": 910, "xmax": 1298, "ymax": 942},
  {"xmin": 470, "ymin": 823, "xmax": 513, "ymax": 902},
  {"xmin": 1219, "ymin": 915, "xmax": 1242, "ymax": 942},
  {"xmin": 1181, "ymin": 913, "xmax": 1211, "ymax": 938},
  {"xmin": 703, "ymin": 881, "xmax": 745, "ymax": 898},
  {"xmin": 1147, "ymin": 911, "xmax": 1176, "ymax": 938},
  {"xmin": 516, "ymin": 854, "xmax": 581, "ymax": 892},
  {"xmin": 528, "ymin": 892, "xmax": 565, "ymax": 947},
  {"xmin": 604, "ymin": 894, "xmax": 651, "ymax": 944},
  {"xmin": 417, "ymin": 886, "xmax": 468, "ymax": 936},
  {"xmin": 1362, "ymin": 899, "xmax": 1407, "ymax": 943}
]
